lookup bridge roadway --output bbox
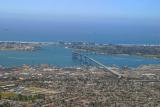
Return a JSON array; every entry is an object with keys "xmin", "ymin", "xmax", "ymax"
[{"xmin": 72, "ymin": 51, "xmax": 124, "ymax": 78}]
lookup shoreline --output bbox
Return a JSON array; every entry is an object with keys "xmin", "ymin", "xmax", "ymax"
[
  {"xmin": 0, "ymin": 41, "xmax": 159, "ymax": 68},
  {"xmin": 0, "ymin": 41, "xmax": 159, "ymax": 46},
  {"xmin": 0, "ymin": 63, "xmax": 159, "ymax": 69}
]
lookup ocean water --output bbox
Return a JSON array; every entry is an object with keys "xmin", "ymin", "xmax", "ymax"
[
  {"xmin": 0, "ymin": 19, "xmax": 160, "ymax": 44},
  {"xmin": 0, "ymin": 45, "xmax": 159, "ymax": 68}
]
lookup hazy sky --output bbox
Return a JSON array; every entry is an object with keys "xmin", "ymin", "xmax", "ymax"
[
  {"xmin": 0, "ymin": 0, "xmax": 160, "ymax": 43},
  {"xmin": 0, "ymin": 0, "xmax": 160, "ymax": 20}
]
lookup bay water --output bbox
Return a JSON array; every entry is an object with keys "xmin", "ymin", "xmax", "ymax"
[{"xmin": 0, "ymin": 45, "xmax": 159, "ymax": 68}]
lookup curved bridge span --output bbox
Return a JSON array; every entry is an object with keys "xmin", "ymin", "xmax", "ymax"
[{"xmin": 72, "ymin": 51, "xmax": 124, "ymax": 78}]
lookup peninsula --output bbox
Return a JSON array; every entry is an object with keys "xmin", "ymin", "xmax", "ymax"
[{"xmin": 62, "ymin": 42, "xmax": 160, "ymax": 58}]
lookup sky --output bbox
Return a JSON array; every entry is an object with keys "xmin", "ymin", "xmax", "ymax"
[
  {"xmin": 0, "ymin": 0, "xmax": 160, "ymax": 44},
  {"xmin": 0, "ymin": 0, "xmax": 160, "ymax": 21}
]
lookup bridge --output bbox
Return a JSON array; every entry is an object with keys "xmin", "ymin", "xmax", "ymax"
[{"xmin": 72, "ymin": 51, "xmax": 124, "ymax": 78}]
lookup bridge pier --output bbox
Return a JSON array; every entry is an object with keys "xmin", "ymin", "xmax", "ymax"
[{"xmin": 72, "ymin": 51, "xmax": 91, "ymax": 65}]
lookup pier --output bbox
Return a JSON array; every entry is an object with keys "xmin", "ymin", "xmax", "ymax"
[{"xmin": 72, "ymin": 51, "xmax": 124, "ymax": 78}]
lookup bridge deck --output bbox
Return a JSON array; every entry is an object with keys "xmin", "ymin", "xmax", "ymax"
[{"xmin": 72, "ymin": 51, "xmax": 123, "ymax": 78}]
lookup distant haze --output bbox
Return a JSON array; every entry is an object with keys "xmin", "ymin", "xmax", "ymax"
[{"xmin": 0, "ymin": 0, "xmax": 160, "ymax": 44}]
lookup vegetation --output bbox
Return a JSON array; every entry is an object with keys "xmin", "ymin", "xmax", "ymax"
[
  {"xmin": 0, "ymin": 92, "xmax": 44, "ymax": 102},
  {"xmin": 143, "ymin": 54, "xmax": 160, "ymax": 58}
]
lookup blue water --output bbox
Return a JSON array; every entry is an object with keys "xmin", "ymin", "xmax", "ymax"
[
  {"xmin": 0, "ymin": 19, "xmax": 160, "ymax": 44},
  {"xmin": 0, "ymin": 45, "xmax": 159, "ymax": 68},
  {"xmin": 90, "ymin": 54, "xmax": 160, "ymax": 67},
  {"xmin": 0, "ymin": 45, "xmax": 78, "ymax": 67}
]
